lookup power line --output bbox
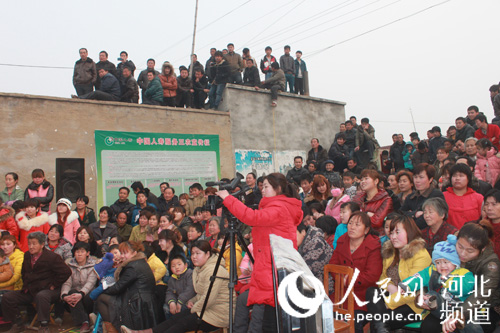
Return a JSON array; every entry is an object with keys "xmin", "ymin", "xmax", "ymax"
[
  {"xmin": 151, "ymin": 0, "xmax": 253, "ymax": 59},
  {"xmin": 308, "ymin": 0, "xmax": 453, "ymax": 58},
  {"xmin": 0, "ymin": 63, "xmax": 72, "ymax": 70}
]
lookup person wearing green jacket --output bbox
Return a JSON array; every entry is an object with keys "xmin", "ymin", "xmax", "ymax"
[
  {"xmin": 143, "ymin": 71, "xmax": 164, "ymax": 106},
  {"xmin": 0, "ymin": 173, "xmax": 24, "ymax": 204}
]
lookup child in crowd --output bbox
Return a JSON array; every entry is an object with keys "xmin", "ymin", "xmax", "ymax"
[
  {"xmin": 0, "ymin": 248, "xmax": 14, "ymax": 289},
  {"xmin": 146, "ymin": 213, "xmax": 160, "ymax": 242},
  {"xmin": 217, "ymin": 230, "xmax": 242, "ymax": 276},
  {"xmin": 399, "ymin": 235, "xmax": 474, "ymax": 326},
  {"xmin": 380, "ymin": 212, "xmax": 399, "ymax": 245},
  {"xmin": 187, "ymin": 223, "xmax": 203, "ymax": 245},
  {"xmin": 49, "ymin": 198, "xmax": 80, "ymax": 244},
  {"xmin": 75, "ymin": 195, "xmax": 96, "ymax": 227},
  {"xmin": 186, "ymin": 183, "xmax": 206, "ymax": 216},
  {"xmin": 342, "ymin": 171, "xmax": 357, "ymax": 199},
  {"xmin": 24, "ymin": 168, "xmax": 54, "ymax": 213},
  {"xmin": 129, "ymin": 211, "xmax": 152, "ymax": 242},
  {"xmin": 402, "ymin": 142, "xmax": 415, "ymax": 171},
  {"xmin": 325, "ymin": 179, "xmax": 350, "ymax": 222},
  {"xmin": 0, "ymin": 205, "xmax": 19, "ymax": 239},
  {"xmin": 192, "ymin": 207, "xmax": 205, "ymax": 229},
  {"xmin": 475, "ymin": 138, "xmax": 500, "ymax": 186},
  {"xmin": 89, "ymin": 246, "xmax": 121, "ymax": 301},
  {"xmin": 332, "ymin": 201, "xmax": 360, "ymax": 249},
  {"xmin": 116, "ymin": 211, "xmax": 133, "ymax": 241},
  {"xmin": 143, "ymin": 242, "xmax": 167, "ymax": 320},
  {"xmin": 11, "ymin": 200, "xmax": 25, "ymax": 215},
  {"xmin": 178, "ymin": 193, "xmax": 189, "ymax": 210},
  {"xmin": 164, "ymin": 255, "xmax": 195, "ymax": 319},
  {"xmin": 16, "ymin": 198, "xmax": 50, "ymax": 252},
  {"xmin": 237, "ymin": 234, "xmax": 254, "ymax": 293}
]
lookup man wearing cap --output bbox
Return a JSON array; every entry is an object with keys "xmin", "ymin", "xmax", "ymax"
[
  {"xmin": 176, "ymin": 66, "xmax": 193, "ymax": 108},
  {"xmin": 73, "ymin": 48, "xmax": 96, "ymax": 96},
  {"xmin": 428, "ymin": 126, "xmax": 447, "ymax": 163},
  {"xmin": 120, "ymin": 66, "xmax": 139, "ymax": 103},
  {"xmin": 323, "ymin": 160, "xmax": 341, "ymax": 185},
  {"xmin": 73, "ymin": 68, "xmax": 121, "ymax": 101}
]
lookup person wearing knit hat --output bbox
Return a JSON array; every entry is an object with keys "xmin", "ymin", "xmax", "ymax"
[
  {"xmin": 48, "ymin": 198, "xmax": 80, "ymax": 244},
  {"xmin": 398, "ymin": 234, "xmax": 475, "ymax": 329}
]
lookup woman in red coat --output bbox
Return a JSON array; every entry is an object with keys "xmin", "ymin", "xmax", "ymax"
[
  {"xmin": 330, "ymin": 211, "xmax": 382, "ymax": 333},
  {"xmin": 217, "ymin": 173, "xmax": 303, "ymax": 332},
  {"xmin": 352, "ymin": 169, "xmax": 393, "ymax": 235},
  {"xmin": 443, "ymin": 163, "xmax": 483, "ymax": 229}
]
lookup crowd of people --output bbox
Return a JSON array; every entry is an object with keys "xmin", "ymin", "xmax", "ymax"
[
  {"xmin": 3, "ymin": 94, "xmax": 500, "ymax": 332},
  {"xmin": 71, "ymin": 43, "xmax": 307, "ymax": 109}
]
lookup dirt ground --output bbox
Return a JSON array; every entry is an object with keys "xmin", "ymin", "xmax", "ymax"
[{"xmin": 0, "ymin": 311, "xmax": 80, "ymax": 332}]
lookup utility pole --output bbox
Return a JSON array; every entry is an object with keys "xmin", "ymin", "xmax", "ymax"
[
  {"xmin": 409, "ymin": 107, "xmax": 417, "ymax": 132},
  {"xmin": 189, "ymin": 0, "xmax": 199, "ymax": 78}
]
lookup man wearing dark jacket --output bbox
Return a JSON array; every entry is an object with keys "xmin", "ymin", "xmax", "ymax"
[
  {"xmin": 73, "ymin": 48, "xmax": 96, "ymax": 96},
  {"xmin": 286, "ymin": 156, "xmax": 309, "ymax": 185},
  {"xmin": 243, "ymin": 59, "xmax": 261, "ymax": 88},
  {"xmin": 344, "ymin": 120, "xmax": 356, "ymax": 157},
  {"xmin": 116, "ymin": 51, "xmax": 136, "ymax": 88},
  {"xmin": 208, "ymin": 51, "xmax": 230, "ymax": 110},
  {"xmin": 328, "ymin": 133, "xmax": 349, "ymax": 172},
  {"xmin": 158, "ymin": 187, "xmax": 180, "ymax": 214},
  {"xmin": 428, "ymin": 126, "xmax": 447, "ymax": 163},
  {"xmin": 120, "ymin": 66, "xmax": 139, "ymax": 103},
  {"xmin": 192, "ymin": 69, "xmax": 209, "ymax": 109},
  {"xmin": 2, "ymin": 232, "xmax": 72, "ymax": 333},
  {"xmin": 131, "ymin": 181, "xmax": 159, "ymax": 208},
  {"xmin": 205, "ymin": 48, "xmax": 216, "ymax": 82},
  {"xmin": 95, "ymin": 51, "xmax": 117, "ymax": 90},
  {"xmin": 110, "ymin": 187, "xmax": 135, "ymax": 223},
  {"xmin": 188, "ymin": 54, "xmax": 204, "ymax": 80},
  {"xmin": 279, "ymin": 45, "xmax": 295, "ymax": 93},
  {"xmin": 390, "ymin": 134, "xmax": 406, "ymax": 171},
  {"xmin": 137, "ymin": 59, "xmax": 159, "ymax": 101},
  {"xmin": 143, "ymin": 71, "xmax": 164, "ymax": 105},
  {"xmin": 74, "ymin": 68, "xmax": 121, "ymax": 101},
  {"xmin": 224, "ymin": 43, "xmax": 244, "ymax": 84},
  {"xmin": 455, "ymin": 117, "xmax": 475, "ymax": 143},
  {"xmin": 176, "ymin": 66, "xmax": 193, "ymax": 108},
  {"xmin": 306, "ymin": 138, "xmax": 328, "ymax": 169}
]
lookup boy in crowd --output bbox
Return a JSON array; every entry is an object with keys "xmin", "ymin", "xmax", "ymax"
[
  {"xmin": 294, "ymin": 50, "xmax": 307, "ymax": 95},
  {"xmin": 186, "ymin": 183, "xmax": 206, "ymax": 217},
  {"xmin": 279, "ymin": 45, "xmax": 295, "ymax": 93},
  {"xmin": 164, "ymin": 255, "xmax": 195, "ymax": 319},
  {"xmin": 260, "ymin": 46, "xmax": 276, "ymax": 80},
  {"xmin": 187, "ymin": 223, "xmax": 203, "ymax": 246},
  {"xmin": 300, "ymin": 174, "xmax": 314, "ymax": 203},
  {"xmin": 243, "ymin": 59, "xmax": 260, "ymax": 88},
  {"xmin": 342, "ymin": 172, "xmax": 357, "ymax": 199}
]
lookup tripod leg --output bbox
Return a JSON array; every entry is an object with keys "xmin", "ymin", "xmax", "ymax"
[
  {"xmin": 271, "ymin": 250, "xmax": 281, "ymax": 333},
  {"xmin": 235, "ymin": 231, "xmax": 254, "ymax": 264}
]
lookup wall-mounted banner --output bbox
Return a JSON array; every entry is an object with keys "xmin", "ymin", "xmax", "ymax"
[{"xmin": 95, "ymin": 130, "xmax": 220, "ymax": 208}]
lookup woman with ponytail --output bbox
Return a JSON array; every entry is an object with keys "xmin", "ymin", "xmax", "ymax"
[
  {"xmin": 441, "ymin": 220, "xmax": 500, "ymax": 333},
  {"xmin": 217, "ymin": 172, "xmax": 303, "ymax": 332}
]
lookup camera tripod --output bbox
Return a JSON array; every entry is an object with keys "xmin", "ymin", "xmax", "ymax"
[{"xmin": 197, "ymin": 206, "xmax": 254, "ymax": 333}]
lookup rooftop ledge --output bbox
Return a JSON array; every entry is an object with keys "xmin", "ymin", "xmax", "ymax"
[{"xmin": 224, "ymin": 83, "xmax": 346, "ymax": 106}]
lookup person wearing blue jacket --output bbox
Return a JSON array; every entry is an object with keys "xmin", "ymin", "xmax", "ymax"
[
  {"xmin": 402, "ymin": 141, "xmax": 415, "ymax": 170},
  {"xmin": 74, "ymin": 68, "xmax": 121, "ymax": 101}
]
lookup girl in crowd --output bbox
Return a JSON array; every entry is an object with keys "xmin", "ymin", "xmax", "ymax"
[
  {"xmin": 159, "ymin": 213, "xmax": 176, "ymax": 233},
  {"xmin": 49, "ymin": 198, "xmax": 80, "ymax": 244},
  {"xmin": 0, "ymin": 172, "xmax": 24, "ymax": 204},
  {"xmin": 24, "ymin": 168, "xmax": 54, "ymax": 213},
  {"xmin": 433, "ymin": 147, "xmax": 449, "ymax": 181},
  {"xmin": 352, "ymin": 169, "xmax": 393, "ymax": 235},
  {"xmin": 61, "ymin": 242, "xmax": 98, "ymax": 333},
  {"xmin": 325, "ymin": 179, "xmax": 350, "ymax": 223},
  {"xmin": 440, "ymin": 222, "xmax": 500, "ymax": 333},
  {"xmin": 16, "ymin": 198, "xmax": 50, "ymax": 252},
  {"xmin": 443, "ymin": 163, "xmax": 483, "ymax": 229},
  {"xmin": 146, "ymin": 213, "xmax": 160, "ymax": 242},
  {"xmin": 366, "ymin": 214, "xmax": 431, "ymax": 332},
  {"xmin": 88, "ymin": 206, "xmax": 118, "ymax": 247},
  {"xmin": 217, "ymin": 173, "xmax": 302, "ymax": 331},
  {"xmin": 396, "ymin": 170, "xmax": 414, "ymax": 207},
  {"xmin": 97, "ymin": 241, "xmax": 156, "ymax": 332},
  {"xmin": 401, "ymin": 163, "xmax": 444, "ymax": 229},
  {"xmin": 178, "ymin": 193, "xmax": 189, "ymax": 211},
  {"xmin": 75, "ymin": 226, "xmax": 103, "ymax": 258},
  {"xmin": 46, "ymin": 224, "xmax": 73, "ymax": 260},
  {"xmin": 122, "ymin": 240, "xmax": 232, "ymax": 333},
  {"xmin": 0, "ymin": 235, "xmax": 23, "ymax": 291},
  {"xmin": 157, "ymin": 229, "xmax": 185, "ymax": 274},
  {"xmin": 130, "ymin": 211, "xmax": 152, "ymax": 243},
  {"xmin": 333, "ymin": 201, "xmax": 360, "ymax": 249},
  {"xmin": 172, "ymin": 206, "xmax": 191, "ymax": 237},
  {"xmin": 475, "ymin": 138, "xmax": 500, "ymax": 186},
  {"xmin": 421, "ymin": 197, "xmax": 457, "ymax": 254},
  {"xmin": 330, "ymin": 211, "xmax": 382, "ymax": 333},
  {"xmin": 310, "ymin": 174, "xmax": 332, "ymax": 206}
]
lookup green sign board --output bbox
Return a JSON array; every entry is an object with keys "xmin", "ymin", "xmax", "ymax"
[{"xmin": 95, "ymin": 130, "xmax": 220, "ymax": 208}]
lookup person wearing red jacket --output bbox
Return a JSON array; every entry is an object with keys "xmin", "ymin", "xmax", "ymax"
[
  {"xmin": 352, "ymin": 169, "xmax": 393, "ymax": 235},
  {"xmin": 217, "ymin": 173, "xmax": 303, "ymax": 333},
  {"xmin": 0, "ymin": 206, "xmax": 19, "ymax": 239},
  {"xmin": 443, "ymin": 163, "xmax": 483, "ymax": 229},
  {"xmin": 330, "ymin": 211, "xmax": 382, "ymax": 333},
  {"xmin": 474, "ymin": 114, "xmax": 500, "ymax": 151}
]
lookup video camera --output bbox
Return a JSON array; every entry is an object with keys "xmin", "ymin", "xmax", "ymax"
[{"xmin": 205, "ymin": 172, "xmax": 245, "ymax": 212}]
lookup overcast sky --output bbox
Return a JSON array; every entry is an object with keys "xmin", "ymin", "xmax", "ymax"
[{"xmin": 1, "ymin": 0, "xmax": 498, "ymax": 146}]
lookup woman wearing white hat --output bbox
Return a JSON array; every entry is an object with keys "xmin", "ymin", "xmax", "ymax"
[{"xmin": 49, "ymin": 198, "xmax": 81, "ymax": 244}]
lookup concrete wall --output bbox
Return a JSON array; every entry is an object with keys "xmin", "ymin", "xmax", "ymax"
[
  {"xmin": 0, "ymin": 93, "xmax": 233, "ymax": 209},
  {"xmin": 219, "ymin": 84, "xmax": 346, "ymax": 168}
]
